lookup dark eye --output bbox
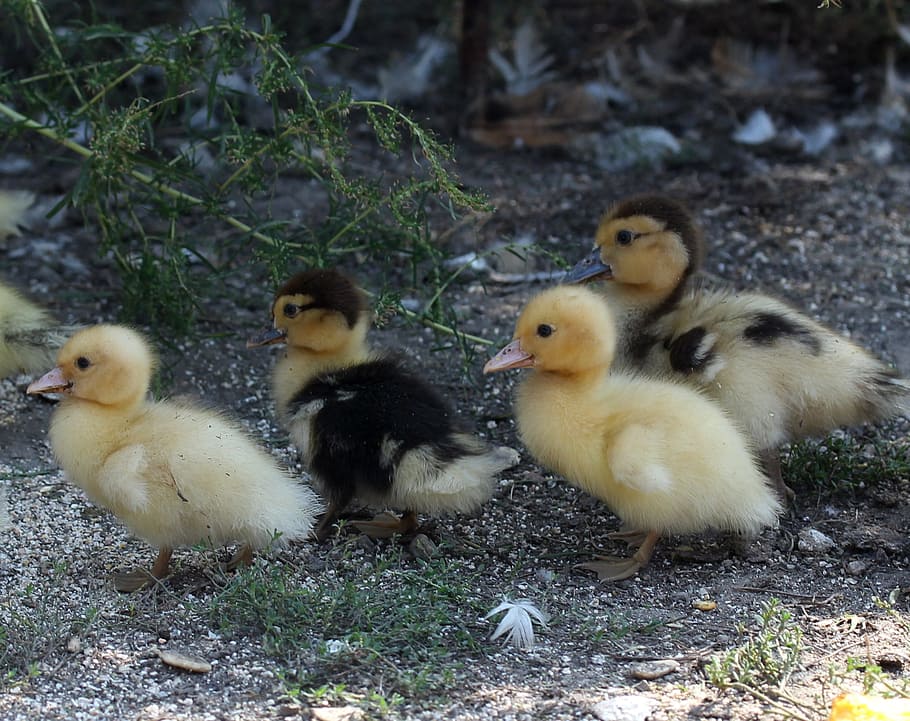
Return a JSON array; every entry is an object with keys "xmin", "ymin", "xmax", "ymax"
[
  {"xmin": 283, "ymin": 303, "xmax": 299, "ymax": 318},
  {"xmin": 537, "ymin": 324, "xmax": 553, "ymax": 338},
  {"xmin": 616, "ymin": 229, "xmax": 635, "ymax": 246},
  {"xmin": 75, "ymin": 356, "xmax": 90, "ymax": 370}
]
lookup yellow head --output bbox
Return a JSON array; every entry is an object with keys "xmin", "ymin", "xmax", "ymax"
[
  {"xmin": 248, "ymin": 268, "xmax": 371, "ymax": 355},
  {"xmin": 26, "ymin": 324, "xmax": 155, "ymax": 409},
  {"xmin": 565, "ymin": 195, "xmax": 702, "ymax": 297},
  {"xmin": 484, "ymin": 286, "xmax": 616, "ymax": 377}
]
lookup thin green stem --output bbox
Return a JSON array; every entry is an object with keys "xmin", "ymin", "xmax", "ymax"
[{"xmin": 27, "ymin": 0, "xmax": 85, "ymax": 104}]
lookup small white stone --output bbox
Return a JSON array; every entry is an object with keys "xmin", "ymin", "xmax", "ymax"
[
  {"xmin": 798, "ymin": 528, "xmax": 837, "ymax": 553},
  {"xmin": 592, "ymin": 695, "xmax": 657, "ymax": 721}
]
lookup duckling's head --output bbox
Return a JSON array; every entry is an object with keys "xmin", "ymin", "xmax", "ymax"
[
  {"xmin": 564, "ymin": 195, "xmax": 702, "ymax": 297},
  {"xmin": 248, "ymin": 268, "xmax": 371, "ymax": 356},
  {"xmin": 484, "ymin": 286, "xmax": 615, "ymax": 377},
  {"xmin": 26, "ymin": 324, "xmax": 155, "ymax": 408}
]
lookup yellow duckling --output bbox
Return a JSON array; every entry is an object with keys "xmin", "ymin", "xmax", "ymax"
[
  {"xmin": 249, "ymin": 268, "xmax": 518, "ymax": 540},
  {"xmin": 484, "ymin": 285, "xmax": 781, "ymax": 580},
  {"xmin": 27, "ymin": 324, "xmax": 322, "ymax": 591},
  {"xmin": 564, "ymin": 194, "xmax": 910, "ymax": 498},
  {"xmin": 0, "ymin": 281, "xmax": 76, "ymax": 378},
  {"xmin": 0, "ymin": 189, "xmax": 34, "ymax": 241}
]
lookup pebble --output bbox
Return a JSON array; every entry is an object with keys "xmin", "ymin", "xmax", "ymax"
[
  {"xmin": 155, "ymin": 648, "xmax": 213, "ymax": 673},
  {"xmin": 627, "ymin": 659, "xmax": 680, "ymax": 680},
  {"xmin": 798, "ymin": 528, "xmax": 837, "ymax": 553},
  {"xmin": 66, "ymin": 637, "xmax": 82, "ymax": 653},
  {"xmin": 593, "ymin": 695, "xmax": 657, "ymax": 721}
]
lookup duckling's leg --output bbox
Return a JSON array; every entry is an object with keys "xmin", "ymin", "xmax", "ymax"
[
  {"xmin": 352, "ymin": 509, "xmax": 419, "ymax": 538},
  {"xmin": 576, "ymin": 531, "xmax": 661, "ymax": 581},
  {"xmin": 226, "ymin": 544, "xmax": 254, "ymax": 571},
  {"xmin": 760, "ymin": 448, "xmax": 795, "ymax": 503},
  {"xmin": 314, "ymin": 502, "xmax": 343, "ymax": 542},
  {"xmin": 113, "ymin": 546, "xmax": 173, "ymax": 593}
]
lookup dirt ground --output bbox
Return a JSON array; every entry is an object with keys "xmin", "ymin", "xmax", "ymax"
[{"xmin": 2, "ymin": 4, "xmax": 910, "ymax": 720}]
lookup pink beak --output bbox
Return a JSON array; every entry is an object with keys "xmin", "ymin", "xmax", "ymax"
[
  {"xmin": 483, "ymin": 339, "xmax": 535, "ymax": 374},
  {"xmin": 27, "ymin": 366, "xmax": 72, "ymax": 394}
]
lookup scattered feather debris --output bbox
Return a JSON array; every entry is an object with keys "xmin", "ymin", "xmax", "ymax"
[
  {"xmin": 572, "ymin": 126, "xmax": 681, "ymax": 171},
  {"xmin": 490, "ymin": 20, "xmax": 556, "ymax": 96},
  {"xmin": 733, "ymin": 109, "xmax": 776, "ymax": 145},
  {"xmin": 378, "ymin": 35, "xmax": 451, "ymax": 102},
  {"xmin": 485, "ymin": 598, "xmax": 549, "ymax": 649}
]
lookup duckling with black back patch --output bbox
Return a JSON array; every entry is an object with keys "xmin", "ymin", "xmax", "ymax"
[
  {"xmin": 564, "ymin": 194, "xmax": 910, "ymax": 499},
  {"xmin": 249, "ymin": 268, "xmax": 519, "ymax": 540}
]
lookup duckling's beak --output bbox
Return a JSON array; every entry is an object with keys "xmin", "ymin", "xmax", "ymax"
[
  {"xmin": 246, "ymin": 327, "xmax": 287, "ymax": 348},
  {"xmin": 27, "ymin": 367, "xmax": 72, "ymax": 394},
  {"xmin": 483, "ymin": 339, "xmax": 535, "ymax": 374},
  {"xmin": 563, "ymin": 248, "xmax": 613, "ymax": 284}
]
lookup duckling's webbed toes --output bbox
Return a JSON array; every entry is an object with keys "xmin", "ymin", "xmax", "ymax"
[
  {"xmin": 112, "ymin": 569, "xmax": 156, "ymax": 593},
  {"xmin": 352, "ymin": 509, "xmax": 419, "ymax": 538},
  {"xmin": 576, "ymin": 556, "xmax": 642, "ymax": 581},
  {"xmin": 113, "ymin": 546, "xmax": 172, "ymax": 592}
]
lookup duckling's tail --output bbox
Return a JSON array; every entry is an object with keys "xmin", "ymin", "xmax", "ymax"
[{"xmin": 866, "ymin": 370, "xmax": 910, "ymax": 418}]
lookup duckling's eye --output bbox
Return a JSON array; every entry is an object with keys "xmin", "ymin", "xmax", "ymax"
[
  {"xmin": 616, "ymin": 229, "xmax": 636, "ymax": 246},
  {"xmin": 536, "ymin": 324, "xmax": 553, "ymax": 338},
  {"xmin": 75, "ymin": 356, "xmax": 91, "ymax": 370},
  {"xmin": 283, "ymin": 303, "xmax": 300, "ymax": 318}
]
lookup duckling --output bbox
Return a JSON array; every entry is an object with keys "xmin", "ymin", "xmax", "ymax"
[
  {"xmin": 0, "ymin": 189, "xmax": 34, "ymax": 240},
  {"xmin": 484, "ymin": 285, "xmax": 781, "ymax": 580},
  {"xmin": 248, "ymin": 268, "xmax": 518, "ymax": 540},
  {"xmin": 26, "ymin": 324, "xmax": 322, "ymax": 591},
  {"xmin": 564, "ymin": 194, "xmax": 910, "ymax": 498},
  {"xmin": 0, "ymin": 281, "xmax": 77, "ymax": 378}
]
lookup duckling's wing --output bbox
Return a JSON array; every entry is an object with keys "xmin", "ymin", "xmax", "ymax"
[
  {"xmin": 606, "ymin": 423, "xmax": 673, "ymax": 493},
  {"xmin": 97, "ymin": 444, "xmax": 152, "ymax": 512}
]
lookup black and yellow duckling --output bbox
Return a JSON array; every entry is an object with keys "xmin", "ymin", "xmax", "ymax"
[
  {"xmin": 484, "ymin": 285, "xmax": 781, "ymax": 580},
  {"xmin": 27, "ymin": 324, "xmax": 322, "ymax": 591},
  {"xmin": 248, "ymin": 268, "xmax": 519, "ymax": 540},
  {"xmin": 564, "ymin": 194, "xmax": 910, "ymax": 499}
]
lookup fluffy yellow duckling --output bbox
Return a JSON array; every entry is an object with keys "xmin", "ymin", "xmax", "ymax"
[
  {"xmin": 564, "ymin": 195, "xmax": 910, "ymax": 498},
  {"xmin": 484, "ymin": 285, "xmax": 781, "ymax": 580},
  {"xmin": 0, "ymin": 189, "xmax": 34, "ymax": 241},
  {"xmin": 0, "ymin": 281, "xmax": 77, "ymax": 378},
  {"xmin": 27, "ymin": 324, "xmax": 322, "ymax": 591},
  {"xmin": 249, "ymin": 268, "xmax": 518, "ymax": 540}
]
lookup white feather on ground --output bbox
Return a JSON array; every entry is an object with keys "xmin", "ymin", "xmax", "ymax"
[{"xmin": 485, "ymin": 598, "xmax": 550, "ymax": 649}]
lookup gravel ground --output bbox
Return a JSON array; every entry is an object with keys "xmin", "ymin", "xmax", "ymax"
[{"xmin": 2, "ymin": 22, "xmax": 910, "ymax": 720}]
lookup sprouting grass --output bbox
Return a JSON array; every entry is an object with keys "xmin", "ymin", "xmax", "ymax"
[
  {"xmin": 0, "ymin": 562, "xmax": 97, "ymax": 684},
  {"xmin": 206, "ymin": 544, "xmax": 490, "ymax": 697},
  {"xmin": 1, "ymin": 3, "xmax": 490, "ymax": 341},
  {"xmin": 783, "ymin": 432, "xmax": 910, "ymax": 494}
]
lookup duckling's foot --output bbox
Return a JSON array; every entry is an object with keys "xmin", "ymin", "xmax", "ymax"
[
  {"xmin": 607, "ymin": 528, "xmax": 649, "ymax": 549},
  {"xmin": 113, "ymin": 546, "xmax": 173, "ymax": 593},
  {"xmin": 226, "ymin": 544, "xmax": 253, "ymax": 571},
  {"xmin": 576, "ymin": 556, "xmax": 643, "ymax": 581},
  {"xmin": 761, "ymin": 448, "xmax": 795, "ymax": 504},
  {"xmin": 576, "ymin": 530, "xmax": 661, "ymax": 582},
  {"xmin": 352, "ymin": 510, "xmax": 419, "ymax": 539}
]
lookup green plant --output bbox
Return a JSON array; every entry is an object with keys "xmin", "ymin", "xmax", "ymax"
[
  {"xmin": 707, "ymin": 598, "xmax": 804, "ymax": 691},
  {"xmin": 206, "ymin": 546, "xmax": 489, "ymax": 697},
  {"xmin": 783, "ymin": 433, "xmax": 910, "ymax": 494},
  {"xmin": 1, "ymin": 2, "xmax": 490, "ymax": 340}
]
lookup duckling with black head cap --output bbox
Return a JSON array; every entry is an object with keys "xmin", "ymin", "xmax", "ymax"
[
  {"xmin": 565, "ymin": 194, "xmax": 910, "ymax": 499},
  {"xmin": 249, "ymin": 268, "xmax": 519, "ymax": 540}
]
